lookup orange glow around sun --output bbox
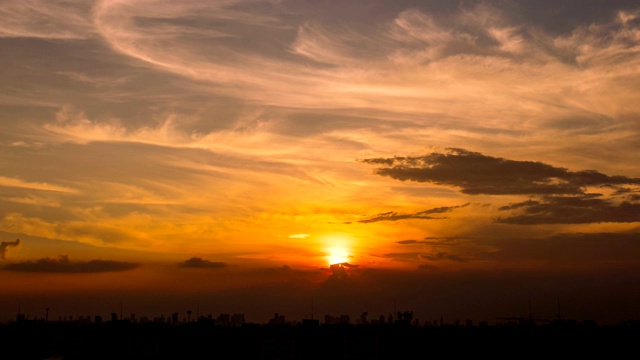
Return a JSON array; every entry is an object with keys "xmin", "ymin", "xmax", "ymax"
[
  {"xmin": 327, "ymin": 247, "xmax": 350, "ymax": 266},
  {"xmin": 323, "ymin": 235, "xmax": 354, "ymax": 266}
]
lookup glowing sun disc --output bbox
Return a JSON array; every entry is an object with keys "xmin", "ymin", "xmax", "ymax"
[{"xmin": 327, "ymin": 248, "xmax": 349, "ymax": 266}]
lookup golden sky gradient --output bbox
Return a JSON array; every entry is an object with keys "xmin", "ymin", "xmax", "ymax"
[{"xmin": 1, "ymin": 0, "xmax": 639, "ymax": 325}]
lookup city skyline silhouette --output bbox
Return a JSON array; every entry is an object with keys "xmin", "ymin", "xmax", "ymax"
[{"xmin": 4, "ymin": 301, "xmax": 639, "ymax": 359}]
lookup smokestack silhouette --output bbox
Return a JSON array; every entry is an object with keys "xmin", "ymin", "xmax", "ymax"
[{"xmin": 0, "ymin": 239, "xmax": 20, "ymax": 259}]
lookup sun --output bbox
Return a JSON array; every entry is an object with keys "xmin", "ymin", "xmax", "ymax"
[
  {"xmin": 321, "ymin": 234, "xmax": 355, "ymax": 266},
  {"xmin": 327, "ymin": 247, "xmax": 350, "ymax": 266}
]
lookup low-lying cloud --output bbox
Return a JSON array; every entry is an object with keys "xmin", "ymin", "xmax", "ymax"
[
  {"xmin": 3, "ymin": 255, "xmax": 139, "ymax": 273},
  {"xmin": 179, "ymin": 257, "xmax": 228, "ymax": 269}
]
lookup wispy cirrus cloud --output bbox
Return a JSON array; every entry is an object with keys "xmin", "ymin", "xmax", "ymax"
[
  {"xmin": 6, "ymin": 195, "xmax": 61, "ymax": 208},
  {"xmin": 0, "ymin": 0, "xmax": 94, "ymax": 39},
  {"xmin": 85, "ymin": 0, "xmax": 640, "ymax": 121},
  {"xmin": 0, "ymin": 176, "xmax": 77, "ymax": 193}
]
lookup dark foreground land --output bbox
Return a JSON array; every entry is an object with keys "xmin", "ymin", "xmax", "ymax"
[{"xmin": 2, "ymin": 319, "xmax": 640, "ymax": 359}]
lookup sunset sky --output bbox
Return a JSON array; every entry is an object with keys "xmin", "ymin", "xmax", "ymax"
[{"xmin": 1, "ymin": 0, "xmax": 640, "ymax": 325}]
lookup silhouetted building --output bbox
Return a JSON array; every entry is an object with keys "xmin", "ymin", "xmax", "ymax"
[
  {"xmin": 268, "ymin": 313, "xmax": 285, "ymax": 325},
  {"xmin": 324, "ymin": 314, "xmax": 333, "ymax": 324},
  {"xmin": 357, "ymin": 312, "xmax": 368, "ymax": 325},
  {"xmin": 466, "ymin": 319, "xmax": 473, "ymax": 327},
  {"xmin": 301, "ymin": 319, "xmax": 319, "ymax": 327},
  {"xmin": 217, "ymin": 313, "xmax": 230, "ymax": 326},
  {"xmin": 231, "ymin": 313, "xmax": 245, "ymax": 327}
]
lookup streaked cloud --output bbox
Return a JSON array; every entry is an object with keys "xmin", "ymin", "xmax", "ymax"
[
  {"xmin": 0, "ymin": 0, "xmax": 94, "ymax": 39},
  {"xmin": 420, "ymin": 252, "xmax": 467, "ymax": 262},
  {"xmin": 359, "ymin": 203, "xmax": 469, "ymax": 223},
  {"xmin": 288, "ymin": 234, "xmax": 310, "ymax": 239},
  {"xmin": 0, "ymin": 176, "xmax": 77, "ymax": 193},
  {"xmin": 379, "ymin": 252, "xmax": 422, "ymax": 263}
]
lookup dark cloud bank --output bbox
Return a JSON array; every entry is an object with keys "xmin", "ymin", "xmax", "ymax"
[
  {"xmin": 496, "ymin": 196, "xmax": 640, "ymax": 225},
  {"xmin": 361, "ymin": 148, "xmax": 640, "ymax": 195},
  {"xmin": 179, "ymin": 257, "xmax": 228, "ymax": 269},
  {"xmin": 362, "ymin": 148, "xmax": 640, "ymax": 224},
  {"xmin": 393, "ymin": 232, "xmax": 640, "ymax": 266},
  {"xmin": 3, "ymin": 255, "xmax": 138, "ymax": 273}
]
